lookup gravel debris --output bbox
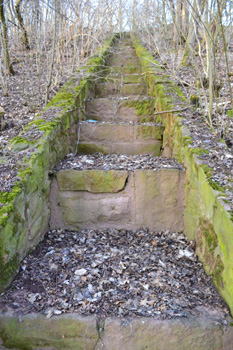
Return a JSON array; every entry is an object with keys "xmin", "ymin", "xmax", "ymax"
[
  {"xmin": 54, "ymin": 153, "xmax": 185, "ymax": 172},
  {"xmin": 0, "ymin": 228, "xmax": 229, "ymax": 319}
]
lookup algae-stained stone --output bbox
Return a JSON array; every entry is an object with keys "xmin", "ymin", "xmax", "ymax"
[
  {"xmin": 0, "ymin": 314, "xmax": 98, "ymax": 350},
  {"xmin": 136, "ymin": 124, "xmax": 164, "ymax": 141},
  {"xmin": 110, "ymin": 141, "xmax": 162, "ymax": 156},
  {"xmin": 102, "ymin": 317, "xmax": 223, "ymax": 350},
  {"xmin": 78, "ymin": 142, "xmax": 109, "ymax": 154},
  {"xmin": 120, "ymin": 84, "xmax": 147, "ymax": 96},
  {"xmin": 57, "ymin": 169, "xmax": 128, "ymax": 193}
]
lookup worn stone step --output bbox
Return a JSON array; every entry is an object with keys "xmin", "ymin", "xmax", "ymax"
[
  {"xmin": 78, "ymin": 121, "xmax": 163, "ymax": 155},
  {"xmin": 50, "ymin": 167, "xmax": 184, "ymax": 231},
  {"xmin": 105, "ymin": 65, "xmax": 141, "ymax": 74},
  {"xmin": 102, "ymin": 73, "xmax": 144, "ymax": 84},
  {"xmin": 107, "ymin": 57, "xmax": 140, "ymax": 67},
  {"xmin": 95, "ymin": 82, "xmax": 147, "ymax": 97},
  {"xmin": 106, "ymin": 55, "xmax": 138, "ymax": 66},
  {"xmin": 85, "ymin": 97, "xmax": 154, "ymax": 122}
]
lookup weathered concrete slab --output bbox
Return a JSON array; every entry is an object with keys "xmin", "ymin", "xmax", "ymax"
[
  {"xmin": 49, "ymin": 169, "xmax": 185, "ymax": 231},
  {"xmin": 57, "ymin": 169, "xmax": 128, "ymax": 193}
]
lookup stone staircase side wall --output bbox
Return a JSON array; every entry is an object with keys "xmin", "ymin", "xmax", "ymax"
[
  {"xmin": 0, "ymin": 34, "xmax": 119, "ymax": 292},
  {"xmin": 132, "ymin": 36, "xmax": 233, "ymax": 316}
]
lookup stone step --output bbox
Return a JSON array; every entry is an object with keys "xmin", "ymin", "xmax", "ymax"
[
  {"xmin": 101, "ymin": 73, "xmax": 144, "ymax": 84},
  {"xmin": 0, "ymin": 312, "xmax": 232, "ymax": 350},
  {"xmin": 95, "ymin": 82, "xmax": 147, "ymax": 98},
  {"xmin": 85, "ymin": 97, "xmax": 155, "ymax": 122},
  {"xmin": 78, "ymin": 121, "xmax": 163, "ymax": 155},
  {"xmin": 50, "ymin": 167, "xmax": 184, "ymax": 231},
  {"xmin": 105, "ymin": 65, "xmax": 141, "ymax": 74},
  {"xmin": 106, "ymin": 56, "xmax": 139, "ymax": 66}
]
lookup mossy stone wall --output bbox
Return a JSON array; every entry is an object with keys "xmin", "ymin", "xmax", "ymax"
[
  {"xmin": 133, "ymin": 37, "xmax": 233, "ymax": 315},
  {"xmin": 0, "ymin": 34, "xmax": 118, "ymax": 292}
]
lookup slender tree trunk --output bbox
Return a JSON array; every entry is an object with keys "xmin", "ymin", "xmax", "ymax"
[
  {"xmin": 0, "ymin": 0, "xmax": 14, "ymax": 75},
  {"xmin": 45, "ymin": 0, "xmax": 57, "ymax": 105},
  {"xmin": 15, "ymin": 0, "xmax": 30, "ymax": 50},
  {"xmin": 204, "ymin": 0, "xmax": 213, "ymax": 127}
]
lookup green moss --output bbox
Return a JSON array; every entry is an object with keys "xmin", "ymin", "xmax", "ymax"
[
  {"xmin": 191, "ymin": 147, "xmax": 209, "ymax": 155},
  {"xmin": 213, "ymin": 255, "xmax": 224, "ymax": 288},
  {"xmin": 190, "ymin": 94, "xmax": 200, "ymax": 107},
  {"xmin": 124, "ymin": 99, "xmax": 154, "ymax": 116},
  {"xmin": 200, "ymin": 164, "xmax": 225, "ymax": 192},
  {"xmin": 201, "ymin": 217, "xmax": 218, "ymax": 252},
  {"xmin": 0, "ymin": 254, "xmax": 19, "ymax": 291}
]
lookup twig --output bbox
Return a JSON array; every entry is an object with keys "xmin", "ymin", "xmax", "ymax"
[{"xmin": 154, "ymin": 107, "xmax": 189, "ymax": 115}]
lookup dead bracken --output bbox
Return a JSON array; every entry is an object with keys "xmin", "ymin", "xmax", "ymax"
[{"xmin": 0, "ymin": 228, "xmax": 229, "ymax": 320}]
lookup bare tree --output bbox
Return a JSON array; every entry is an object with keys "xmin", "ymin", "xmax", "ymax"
[{"xmin": 0, "ymin": 0, "xmax": 14, "ymax": 75}]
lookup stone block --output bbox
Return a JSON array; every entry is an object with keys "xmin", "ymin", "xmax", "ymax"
[
  {"xmin": 85, "ymin": 98, "xmax": 118, "ymax": 120},
  {"xmin": 0, "ymin": 314, "xmax": 98, "ymax": 350},
  {"xmin": 60, "ymin": 194, "xmax": 133, "ymax": 228},
  {"xmin": 134, "ymin": 169, "xmax": 185, "ymax": 231},
  {"xmin": 95, "ymin": 82, "xmax": 119, "ymax": 97},
  {"xmin": 102, "ymin": 317, "xmax": 223, "ymax": 350},
  {"xmin": 78, "ymin": 142, "xmax": 109, "ymax": 154},
  {"xmin": 120, "ymin": 84, "xmax": 147, "ymax": 96},
  {"xmin": 136, "ymin": 124, "xmax": 164, "ymax": 140},
  {"xmin": 57, "ymin": 169, "xmax": 128, "ymax": 193},
  {"xmin": 110, "ymin": 141, "xmax": 162, "ymax": 156},
  {"xmin": 79, "ymin": 123, "xmax": 134, "ymax": 142}
]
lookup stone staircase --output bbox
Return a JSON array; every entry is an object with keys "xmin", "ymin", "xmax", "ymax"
[
  {"xmin": 1, "ymin": 35, "xmax": 233, "ymax": 350},
  {"xmin": 49, "ymin": 36, "xmax": 185, "ymax": 232}
]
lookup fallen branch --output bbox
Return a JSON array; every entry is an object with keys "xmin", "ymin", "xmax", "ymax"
[{"xmin": 153, "ymin": 107, "xmax": 189, "ymax": 115}]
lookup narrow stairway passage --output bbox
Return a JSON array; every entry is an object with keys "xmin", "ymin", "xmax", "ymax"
[{"xmin": 0, "ymin": 34, "xmax": 232, "ymax": 350}]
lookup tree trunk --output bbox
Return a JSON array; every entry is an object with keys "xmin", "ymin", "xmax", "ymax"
[
  {"xmin": 15, "ymin": 0, "xmax": 30, "ymax": 50},
  {"xmin": 0, "ymin": 0, "xmax": 15, "ymax": 75}
]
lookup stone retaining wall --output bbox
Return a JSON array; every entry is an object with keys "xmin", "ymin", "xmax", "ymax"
[
  {"xmin": 0, "ymin": 34, "xmax": 118, "ymax": 291},
  {"xmin": 133, "ymin": 37, "xmax": 233, "ymax": 315}
]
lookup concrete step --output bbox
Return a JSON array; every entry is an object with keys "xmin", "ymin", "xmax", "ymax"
[
  {"xmin": 78, "ymin": 121, "xmax": 163, "ymax": 155},
  {"xmin": 85, "ymin": 97, "xmax": 155, "ymax": 122},
  {"xmin": 50, "ymin": 167, "xmax": 184, "ymax": 231}
]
